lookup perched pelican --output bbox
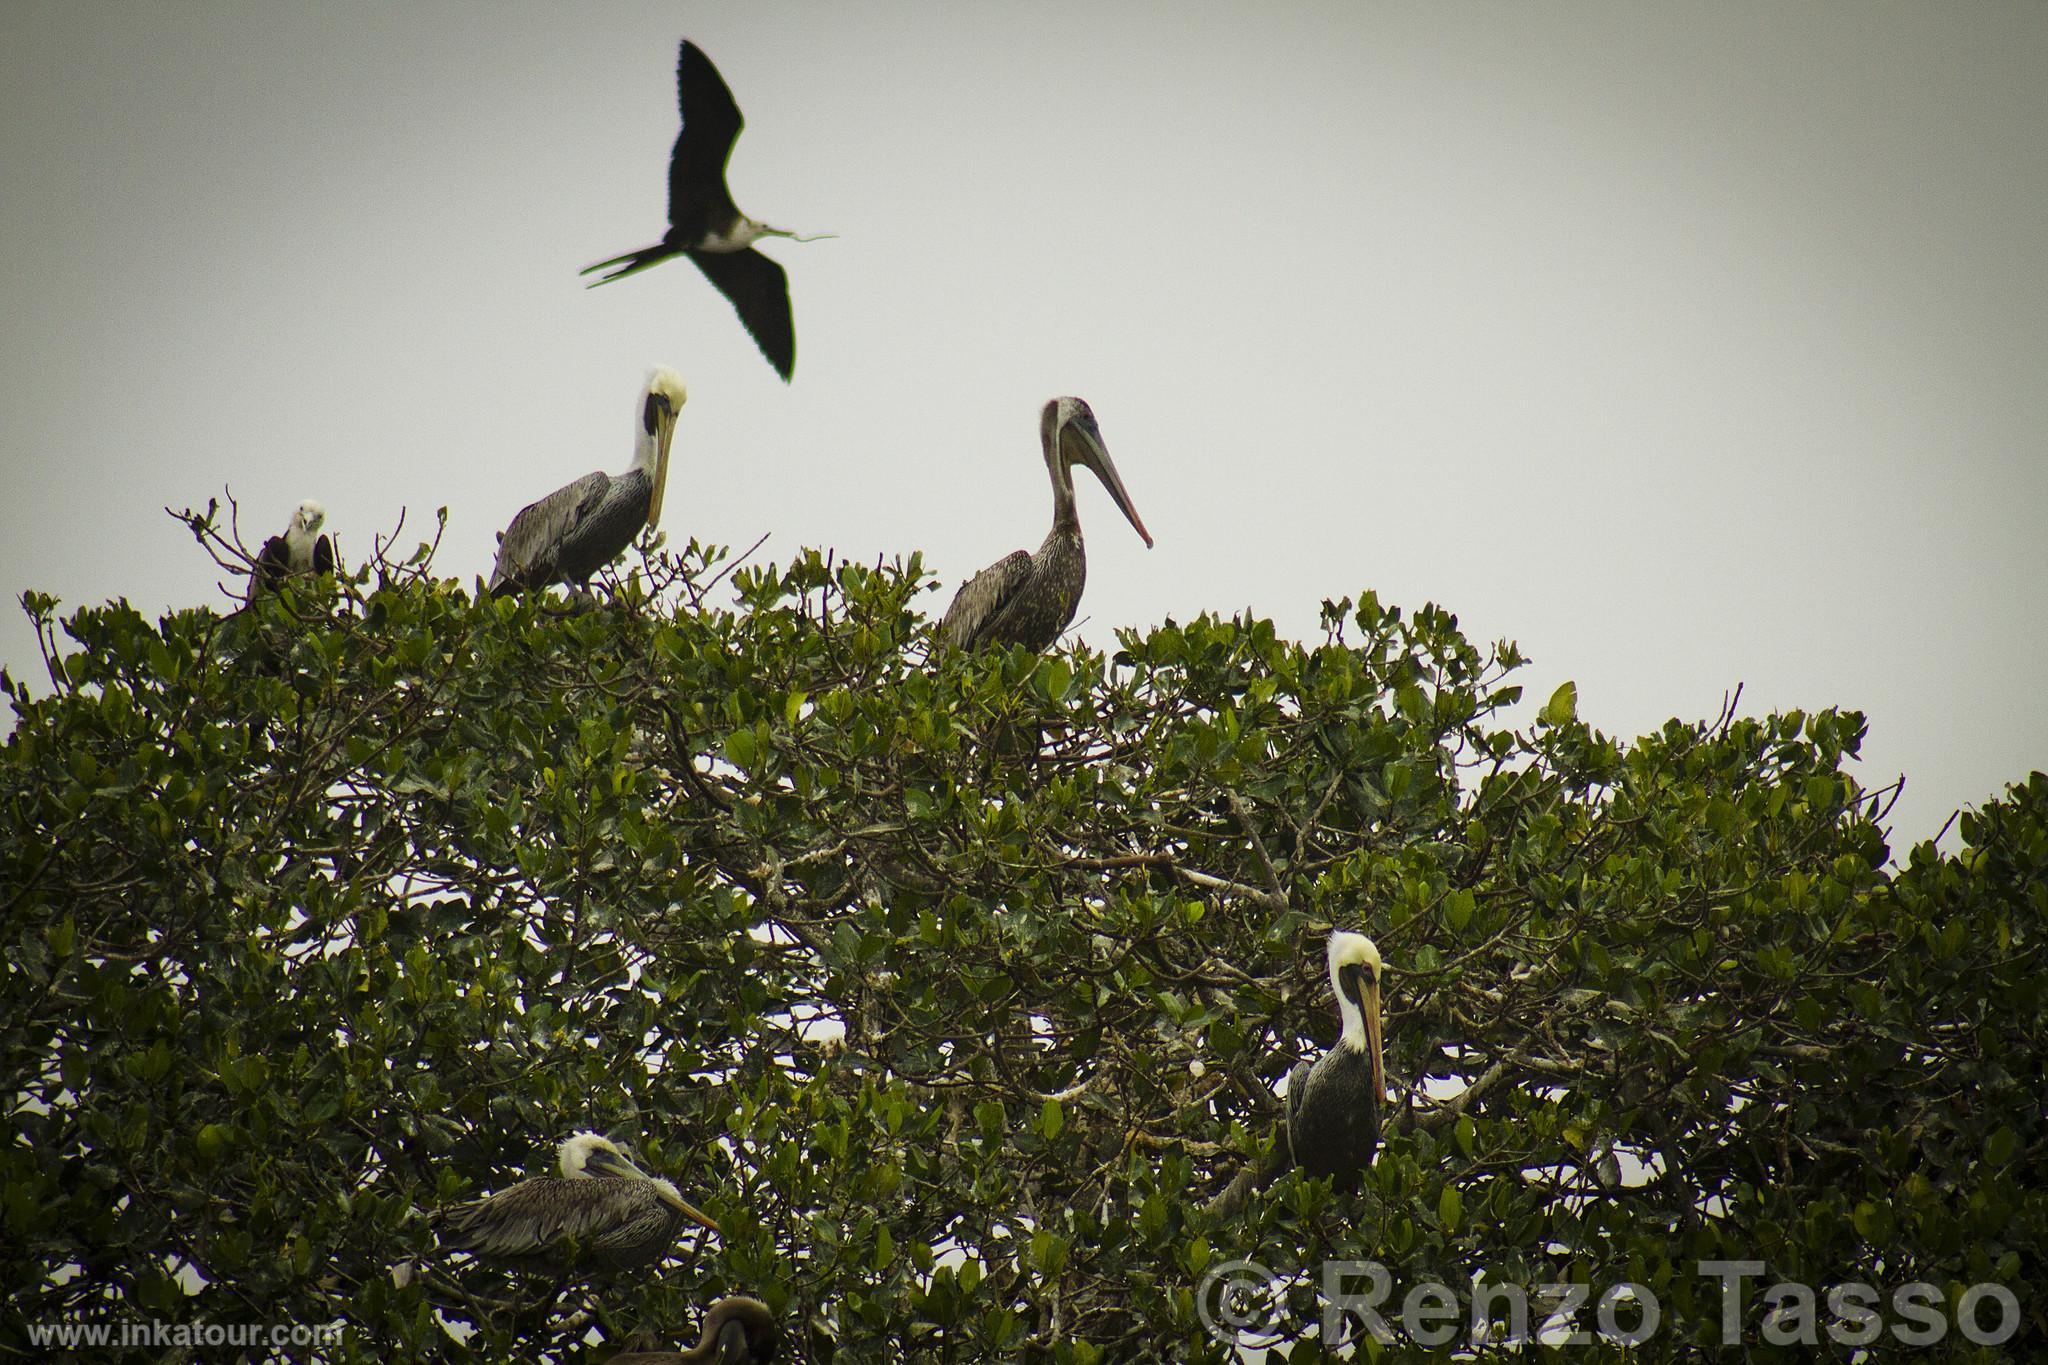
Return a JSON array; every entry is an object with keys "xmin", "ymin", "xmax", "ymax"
[
  {"xmin": 583, "ymin": 41, "xmax": 827, "ymax": 382},
  {"xmin": 489, "ymin": 368, "xmax": 687, "ymax": 595},
  {"xmin": 1284, "ymin": 932, "xmax": 1386, "ymax": 1192},
  {"xmin": 605, "ymin": 1296, "xmax": 780, "ymax": 1364},
  {"xmin": 248, "ymin": 500, "xmax": 333, "ymax": 602},
  {"xmin": 434, "ymin": 1132, "xmax": 720, "ymax": 1274},
  {"xmin": 938, "ymin": 397, "xmax": 1152, "ymax": 651}
]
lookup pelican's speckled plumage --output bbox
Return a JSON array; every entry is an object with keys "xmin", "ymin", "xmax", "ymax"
[
  {"xmin": 434, "ymin": 1132, "xmax": 719, "ymax": 1274},
  {"xmin": 939, "ymin": 397, "xmax": 1151, "ymax": 651},
  {"xmin": 490, "ymin": 369, "xmax": 686, "ymax": 595}
]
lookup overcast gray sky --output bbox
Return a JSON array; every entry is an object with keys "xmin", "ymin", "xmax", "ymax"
[{"xmin": 3, "ymin": 2, "xmax": 2043, "ymax": 852}]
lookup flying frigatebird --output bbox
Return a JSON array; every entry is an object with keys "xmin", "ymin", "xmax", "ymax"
[{"xmin": 583, "ymin": 41, "xmax": 826, "ymax": 382}]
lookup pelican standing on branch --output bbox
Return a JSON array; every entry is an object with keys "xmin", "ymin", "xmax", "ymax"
[
  {"xmin": 433, "ymin": 1132, "xmax": 720, "ymax": 1274},
  {"xmin": 489, "ymin": 368, "xmax": 686, "ymax": 596},
  {"xmin": 605, "ymin": 1296, "xmax": 780, "ymax": 1363},
  {"xmin": 1285, "ymin": 931, "xmax": 1387, "ymax": 1191},
  {"xmin": 583, "ymin": 41, "xmax": 828, "ymax": 381},
  {"xmin": 248, "ymin": 499, "xmax": 333, "ymax": 603},
  {"xmin": 938, "ymin": 397, "xmax": 1152, "ymax": 651}
]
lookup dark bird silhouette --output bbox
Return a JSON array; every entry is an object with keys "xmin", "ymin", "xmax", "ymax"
[
  {"xmin": 583, "ymin": 41, "xmax": 827, "ymax": 382},
  {"xmin": 1284, "ymin": 931, "xmax": 1387, "ymax": 1191},
  {"xmin": 433, "ymin": 1132, "xmax": 719, "ymax": 1275},
  {"xmin": 490, "ymin": 368, "xmax": 686, "ymax": 595},
  {"xmin": 605, "ymin": 1295, "xmax": 780, "ymax": 1364},
  {"xmin": 248, "ymin": 499, "xmax": 333, "ymax": 603},
  {"xmin": 939, "ymin": 397, "xmax": 1152, "ymax": 651}
]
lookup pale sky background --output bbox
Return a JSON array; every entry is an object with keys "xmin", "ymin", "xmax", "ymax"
[{"xmin": 3, "ymin": 3, "xmax": 2043, "ymax": 854}]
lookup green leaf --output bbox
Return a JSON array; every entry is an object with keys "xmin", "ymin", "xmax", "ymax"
[
  {"xmin": 1541, "ymin": 680, "xmax": 1577, "ymax": 726},
  {"xmin": 974, "ymin": 1101, "xmax": 1007, "ymax": 1139},
  {"xmin": 1039, "ymin": 1098, "xmax": 1064, "ymax": 1140},
  {"xmin": 195, "ymin": 1123, "xmax": 231, "ymax": 1164},
  {"xmin": 1851, "ymin": 1200, "xmax": 1895, "ymax": 1242}
]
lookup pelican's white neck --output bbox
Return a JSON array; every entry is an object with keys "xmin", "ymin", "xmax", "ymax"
[
  {"xmin": 629, "ymin": 408, "xmax": 669, "ymax": 478},
  {"xmin": 1327, "ymin": 932, "xmax": 1381, "ymax": 1052},
  {"xmin": 1334, "ymin": 977, "xmax": 1368, "ymax": 1051}
]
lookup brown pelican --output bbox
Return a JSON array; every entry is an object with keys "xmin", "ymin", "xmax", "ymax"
[
  {"xmin": 248, "ymin": 499, "xmax": 333, "ymax": 602},
  {"xmin": 938, "ymin": 397, "xmax": 1152, "ymax": 651},
  {"xmin": 1284, "ymin": 931, "xmax": 1386, "ymax": 1191},
  {"xmin": 605, "ymin": 1296, "xmax": 780, "ymax": 1364},
  {"xmin": 582, "ymin": 41, "xmax": 827, "ymax": 382},
  {"xmin": 433, "ymin": 1132, "xmax": 719, "ymax": 1274},
  {"xmin": 489, "ymin": 368, "xmax": 686, "ymax": 595}
]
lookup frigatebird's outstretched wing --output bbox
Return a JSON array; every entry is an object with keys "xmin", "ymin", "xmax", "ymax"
[
  {"xmin": 668, "ymin": 41, "xmax": 744, "ymax": 240},
  {"xmin": 689, "ymin": 248, "xmax": 794, "ymax": 381}
]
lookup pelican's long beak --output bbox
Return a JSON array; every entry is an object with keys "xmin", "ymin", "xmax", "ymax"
[
  {"xmin": 584, "ymin": 1147, "xmax": 645, "ymax": 1180},
  {"xmin": 1064, "ymin": 420, "xmax": 1153, "ymax": 548},
  {"xmin": 598, "ymin": 1147, "xmax": 725, "ymax": 1235},
  {"xmin": 672, "ymin": 1194, "xmax": 722, "ymax": 1236},
  {"xmin": 649, "ymin": 1178, "xmax": 723, "ymax": 1235},
  {"xmin": 1362, "ymin": 974, "xmax": 1386, "ymax": 1103},
  {"xmin": 646, "ymin": 402, "xmax": 680, "ymax": 530}
]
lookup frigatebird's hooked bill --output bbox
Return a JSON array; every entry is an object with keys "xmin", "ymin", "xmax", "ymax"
[{"xmin": 583, "ymin": 41, "xmax": 826, "ymax": 382}]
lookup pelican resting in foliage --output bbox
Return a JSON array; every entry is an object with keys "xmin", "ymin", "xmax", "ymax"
[
  {"xmin": 1285, "ymin": 931, "xmax": 1387, "ymax": 1191},
  {"xmin": 583, "ymin": 40, "xmax": 828, "ymax": 381},
  {"xmin": 489, "ymin": 368, "xmax": 686, "ymax": 596},
  {"xmin": 606, "ymin": 1296, "xmax": 780, "ymax": 1364},
  {"xmin": 433, "ymin": 1132, "xmax": 719, "ymax": 1274},
  {"xmin": 248, "ymin": 499, "xmax": 333, "ymax": 603},
  {"xmin": 938, "ymin": 397, "xmax": 1152, "ymax": 651}
]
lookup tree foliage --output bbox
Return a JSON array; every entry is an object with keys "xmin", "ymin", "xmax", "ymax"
[{"xmin": 3, "ymin": 515, "xmax": 2043, "ymax": 1361}]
